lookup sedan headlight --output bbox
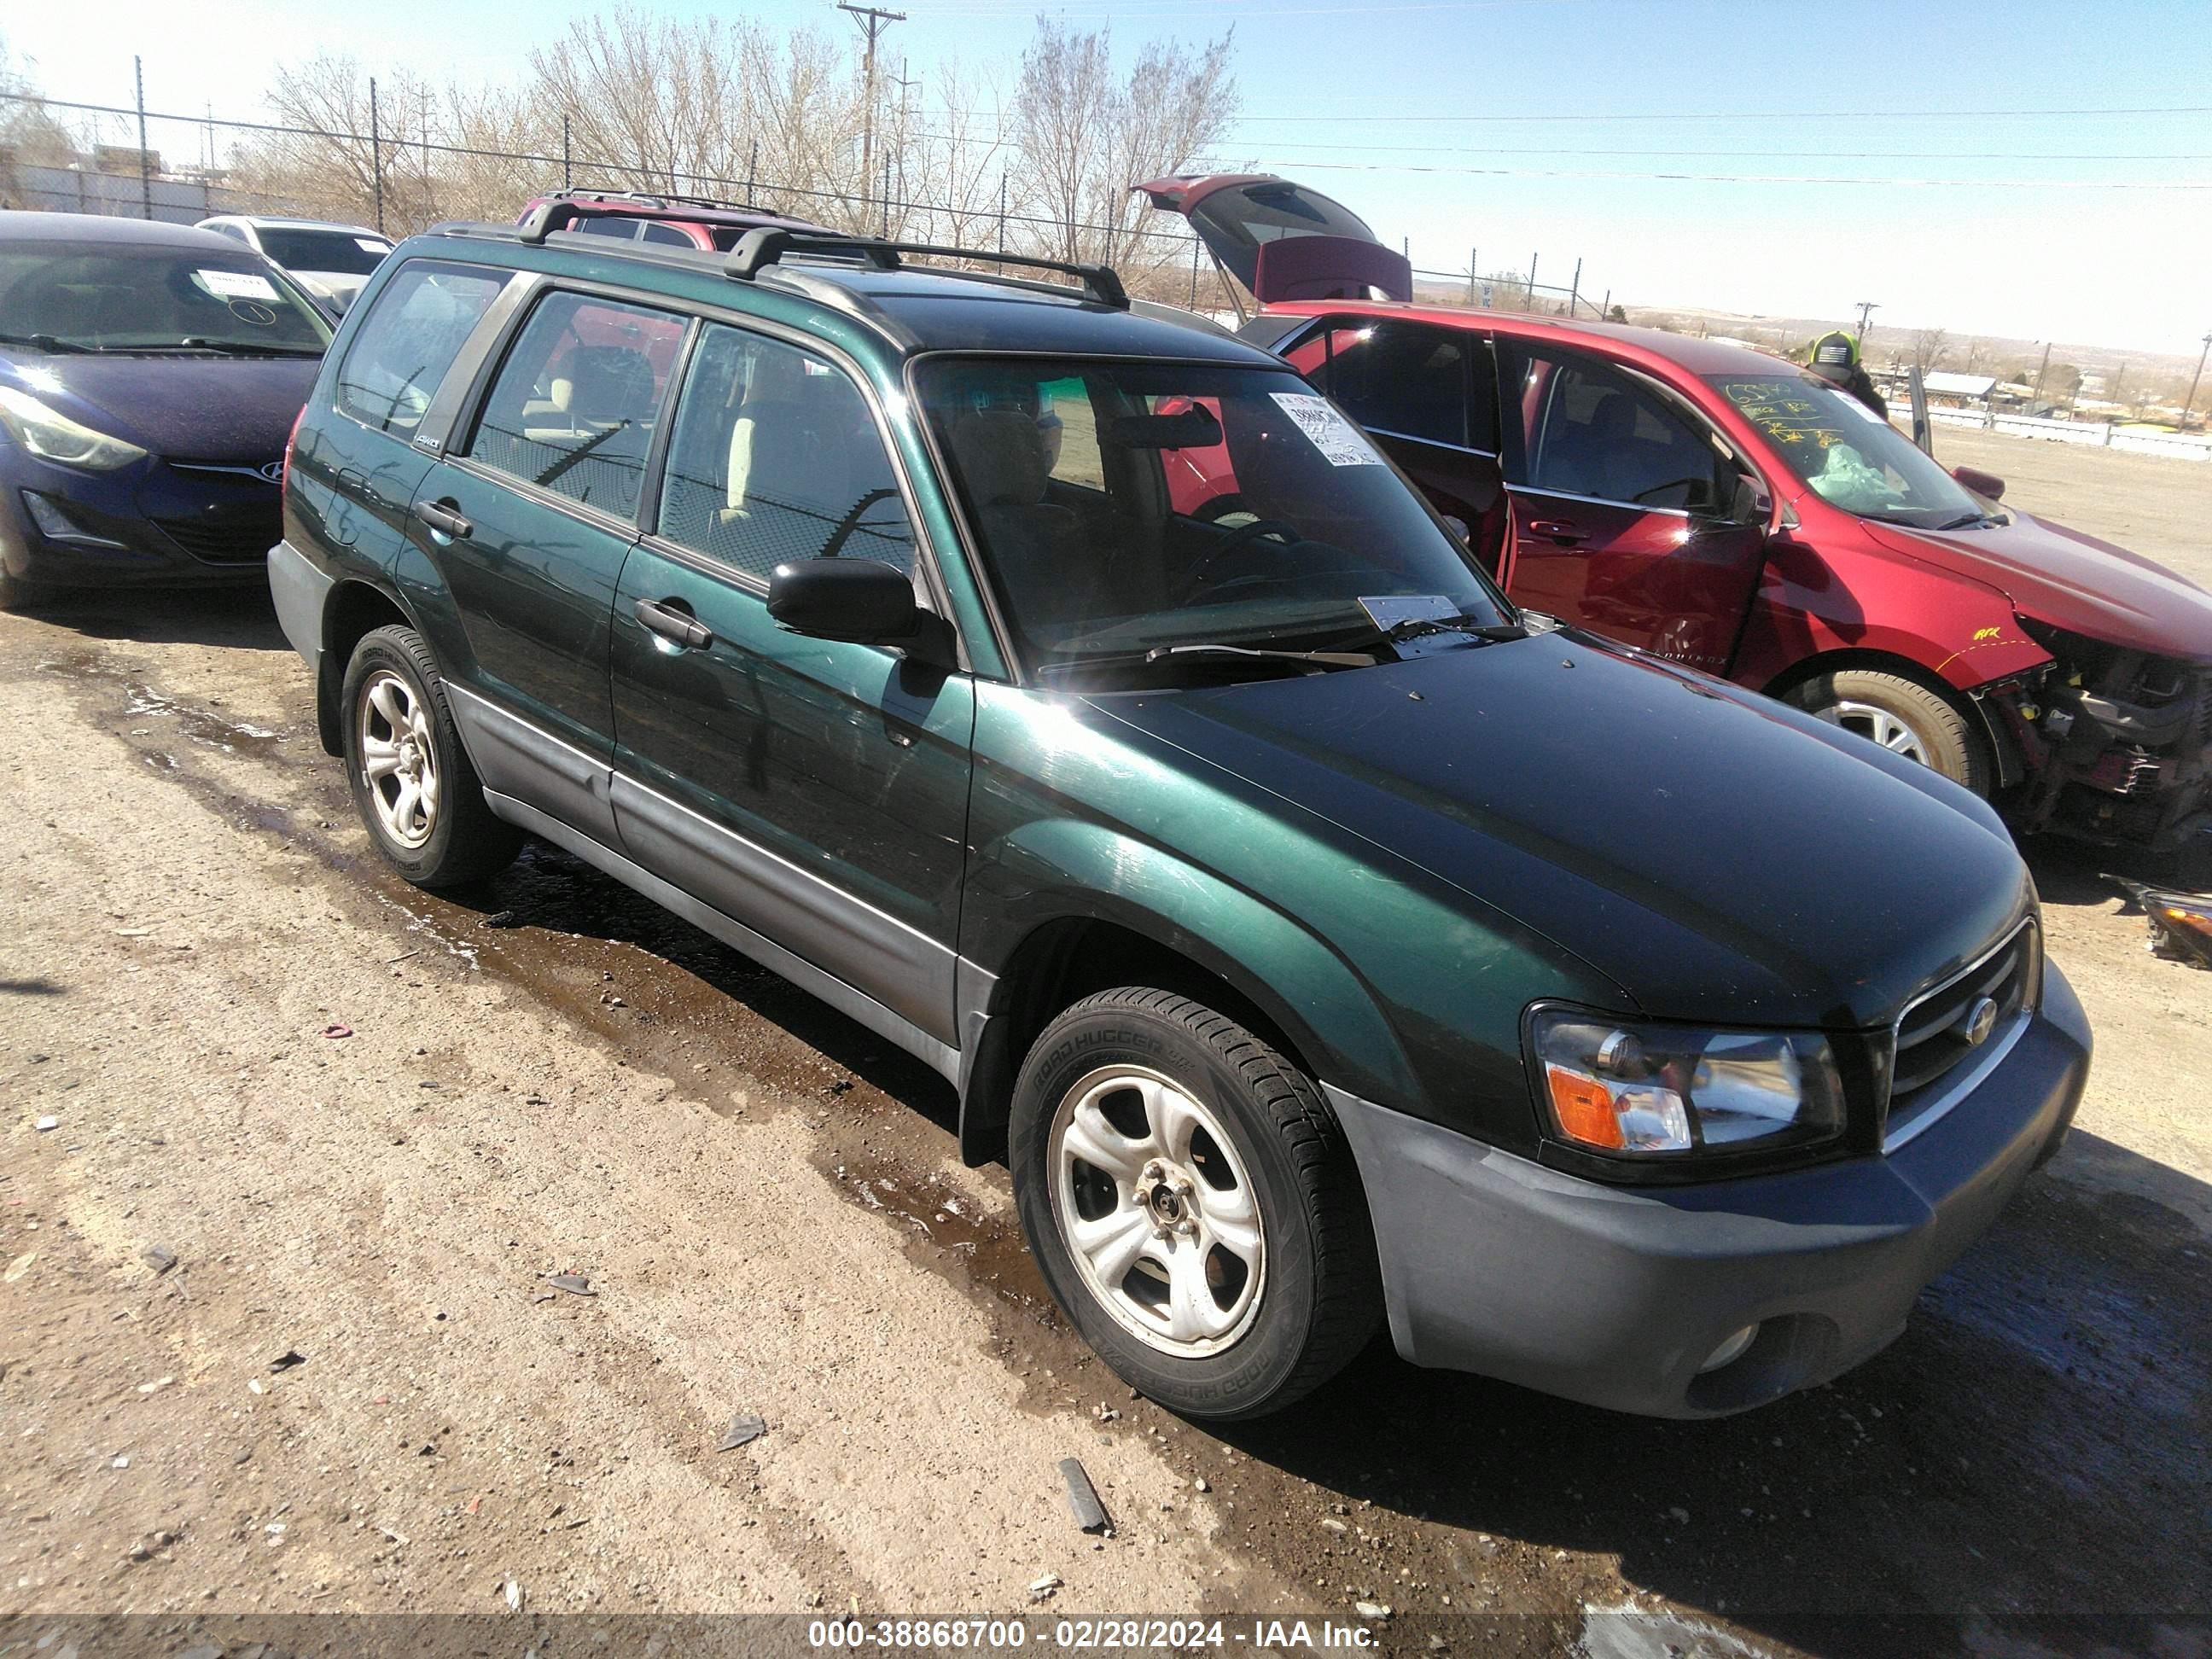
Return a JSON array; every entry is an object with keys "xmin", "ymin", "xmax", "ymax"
[
  {"xmin": 1530, "ymin": 1009, "xmax": 1844, "ymax": 1158},
  {"xmin": 0, "ymin": 386, "xmax": 148, "ymax": 471}
]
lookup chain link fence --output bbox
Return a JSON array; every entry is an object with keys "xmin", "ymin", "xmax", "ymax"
[{"xmin": 1, "ymin": 81, "xmax": 1613, "ymax": 318}]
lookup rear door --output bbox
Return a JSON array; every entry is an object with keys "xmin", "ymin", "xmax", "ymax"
[
  {"xmin": 1494, "ymin": 340, "xmax": 1767, "ymax": 673},
  {"xmin": 301, "ymin": 258, "xmax": 515, "ymax": 577},
  {"xmin": 406, "ymin": 286, "xmax": 689, "ymax": 839},
  {"xmin": 1284, "ymin": 317, "xmax": 1510, "ymax": 578},
  {"xmin": 607, "ymin": 320, "xmax": 975, "ymax": 1046}
]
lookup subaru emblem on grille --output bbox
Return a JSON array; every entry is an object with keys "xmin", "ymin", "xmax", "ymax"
[
  {"xmin": 258, "ymin": 461, "xmax": 284, "ymax": 484},
  {"xmin": 1959, "ymin": 995, "xmax": 1999, "ymax": 1047}
]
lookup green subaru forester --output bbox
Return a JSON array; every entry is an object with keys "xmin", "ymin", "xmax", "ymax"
[{"xmin": 271, "ymin": 217, "xmax": 2090, "ymax": 1421}]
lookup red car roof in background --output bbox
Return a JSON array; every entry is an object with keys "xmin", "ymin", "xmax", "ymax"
[{"xmin": 1266, "ymin": 299, "xmax": 1797, "ymax": 380}]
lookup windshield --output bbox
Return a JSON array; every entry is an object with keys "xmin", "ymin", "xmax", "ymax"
[
  {"xmin": 255, "ymin": 227, "xmax": 391, "ymax": 275},
  {"xmin": 0, "ymin": 244, "xmax": 332, "ymax": 354},
  {"xmin": 1708, "ymin": 372, "xmax": 1988, "ymax": 528},
  {"xmin": 916, "ymin": 356, "xmax": 1509, "ymax": 684}
]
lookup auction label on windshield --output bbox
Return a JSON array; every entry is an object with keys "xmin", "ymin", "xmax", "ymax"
[
  {"xmin": 195, "ymin": 269, "xmax": 280, "ymax": 300},
  {"xmin": 1270, "ymin": 392, "xmax": 1380, "ymax": 466}
]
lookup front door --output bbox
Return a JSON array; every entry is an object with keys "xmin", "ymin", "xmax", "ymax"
[
  {"xmin": 608, "ymin": 321, "xmax": 975, "ymax": 1046},
  {"xmin": 1281, "ymin": 317, "xmax": 1511, "ymax": 579},
  {"xmin": 406, "ymin": 287, "xmax": 689, "ymax": 834},
  {"xmin": 1495, "ymin": 341, "xmax": 1768, "ymax": 675}
]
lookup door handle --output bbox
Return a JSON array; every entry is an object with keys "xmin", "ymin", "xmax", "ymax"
[
  {"xmin": 634, "ymin": 597, "xmax": 714, "ymax": 651},
  {"xmin": 1529, "ymin": 520, "xmax": 1588, "ymax": 545},
  {"xmin": 414, "ymin": 499, "xmax": 473, "ymax": 539}
]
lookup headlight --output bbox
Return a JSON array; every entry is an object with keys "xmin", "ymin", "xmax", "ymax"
[
  {"xmin": 0, "ymin": 386, "xmax": 148, "ymax": 471},
  {"xmin": 1530, "ymin": 1009, "xmax": 1844, "ymax": 1158}
]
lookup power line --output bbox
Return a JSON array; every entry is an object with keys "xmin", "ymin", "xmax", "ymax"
[
  {"xmin": 1225, "ymin": 104, "xmax": 2212, "ymax": 125},
  {"xmin": 1188, "ymin": 156, "xmax": 2212, "ymax": 189},
  {"xmin": 1173, "ymin": 139, "xmax": 2212, "ymax": 161}
]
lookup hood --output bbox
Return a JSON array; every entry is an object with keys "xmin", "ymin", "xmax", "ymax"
[
  {"xmin": 1091, "ymin": 632, "xmax": 2032, "ymax": 1028},
  {"xmin": 294, "ymin": 270, "xmax": 369, "ymax": 308},
  {"xmin": 1865, "ymin": 511, "xmax": 2212, "ymax": 663},
  {"xmin": 0, "ymin": 352, "xmax": 318, "ymax": 463},
  {"xmin": 1135, "ymin": 173, "xmax": 1412, "ymax": 304}
]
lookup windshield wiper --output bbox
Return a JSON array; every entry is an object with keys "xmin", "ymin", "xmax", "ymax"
[
  {"xmin": 0, "ymin": 331, "xmax": 95, "ymax": 355},
  {"xmin": 1933, "ymin": 511, "xmax": 1999, "ymax": 531},
  {"xmin": 171, "ymin": 338, "xmax": 324, "ymax": 357},
  {"xmin": 1144, "ymin": 643, "xmax": 1377, "ymax": 672}
]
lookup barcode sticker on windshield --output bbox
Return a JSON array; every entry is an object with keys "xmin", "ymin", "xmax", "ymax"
[
  {"xmin": 1270, "ymin": 392, "xmax": 1380, "ymax": 467},
  {"xmin": 356, "ymin": 238, "xmax": 389, "ymax": 254},
  {"xmin": 196, "ymin": 270, "xmax": 279, "ymax": 300}
]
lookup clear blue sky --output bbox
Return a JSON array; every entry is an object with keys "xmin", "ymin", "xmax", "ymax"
[{"xmin": 12, "ymin": 0, "xmax": 2210, "ymax": 353}]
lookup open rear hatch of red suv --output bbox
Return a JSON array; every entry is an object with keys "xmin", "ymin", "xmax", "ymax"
[{"xmin": 1135, "ymin": 174, "xmax": 1412, "ymax": 304}]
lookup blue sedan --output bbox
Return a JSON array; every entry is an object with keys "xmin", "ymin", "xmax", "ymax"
[{"xmin": 0, "ymin": 211, "xmax": 330, "ymax": 609}]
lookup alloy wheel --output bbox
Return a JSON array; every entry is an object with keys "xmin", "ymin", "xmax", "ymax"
[
  {"xmin": 357, "ymin": 668, "xmax": 442, "ymax": 849},
  {"xmin": 1817, "ymin": 698, "xmax": 1932, "ymax": 765},
  {"xmin": 1048, "ymin": 1064, "xmax": 1266, "ymax": 1357}
]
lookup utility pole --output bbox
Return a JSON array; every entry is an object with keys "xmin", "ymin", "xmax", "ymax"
[
  {"xmin": 887, "ymin": 57, "xmax": 920, "ymax": 231},
  {"xmin": 369, "ymin": 76, "xmax": 383, "ymax": 235},
  {"xmin": 133, "ymin": 56, "xmax": 151, "ymax": 220},
  {"xmin": 838, "ymin": 3, "xmax": 905, "ymax": 212},
  {"xmin": 2180, "ymin": 330, "xmax": 2212, "ymax": 434},
  {"xmin": 1854, "ymin": 300, "xmax": 1879, "ymax": 344}
]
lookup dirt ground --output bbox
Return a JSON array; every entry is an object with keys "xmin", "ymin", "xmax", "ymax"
[{"xmin": 2, "ymin": 425, "xmax": 2209, "ymax": 1656}]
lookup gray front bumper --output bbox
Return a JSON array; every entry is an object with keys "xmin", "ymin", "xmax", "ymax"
[
  {"xmin": 266, "ymin": 538, "xmax": 331, "ymax": 673},
  {"xmin": 1326, "ymin": 962, "xmax": 2093, "ymax": 1418}
]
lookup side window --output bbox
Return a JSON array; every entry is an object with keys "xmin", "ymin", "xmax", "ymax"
[
  {"xmin": 638, "ymin": 222, "xmax": 694, "ymax": 247},
  {"xmin": 333, "ymin": 260, "xmax": 506, "ymax": 437},
  {"xmin": 1037, "ymin": 376, "xmax": 1103, "ymax": 492},
  {"xmin": 1501, "ymin": 346, "xmax": 1725, "ymax": 511},
  {"xmin": 655, "ymin": 323, "xmax": 915, "ymax": 581},
  {"xmin": 1295, "ymin": 320, "xmax": 1498, "ymax": 451},
  {"xmin": 577, "ymin": 217, "xmax": 640, "ymax": 241},
  {"xmin": 464, "ymin": 292, "xmax": 685, "ymax": 519}
]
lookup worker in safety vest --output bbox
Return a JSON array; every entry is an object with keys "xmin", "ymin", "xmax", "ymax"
[{"xmin": 1807, "ymin": 329, "xmax": 1889, "ymax": 418}]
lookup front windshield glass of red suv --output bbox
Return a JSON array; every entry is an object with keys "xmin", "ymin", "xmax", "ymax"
[
  {"xmin": 1707, "ymin": 372, "xmax": 1992, "ymax": 530},
  {"xmin": 917, "ymin": 356, "xmax": 1509, "ymax": 682}
]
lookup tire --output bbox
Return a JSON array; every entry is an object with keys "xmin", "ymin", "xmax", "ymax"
[
  {"xmin": 1009, "ymin": 987, "xmax": 1382, "ymax": 1421},
  {"xmin": 1790, "ymin": 668, "xmax": 1989, "ymax": 795},
  {"xmin": 0, "ymin": 570, "xmax": 51, "ymax": 613},
  {"xmin": 341, "ymin": 625, "xmax": 521, "ymax": 889}
]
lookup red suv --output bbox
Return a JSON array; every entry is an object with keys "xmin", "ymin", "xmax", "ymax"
[
  {"xmin": 514, "ymin": 189, "xmax": 837, "ymax": 253},
  {"xmin": 1144, "ymin": 174, "xmax": 2212, "ymax": 852}
]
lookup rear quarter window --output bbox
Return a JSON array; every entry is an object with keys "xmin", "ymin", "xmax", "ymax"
[{"xmin": 333, "ymin": 260, "xmax": 507, "ymax": 437}]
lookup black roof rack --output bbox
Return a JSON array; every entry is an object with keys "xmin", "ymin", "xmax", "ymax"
[{"xmin": 725, "ymin": 228, "xmax": 1129, "ymax": 311}]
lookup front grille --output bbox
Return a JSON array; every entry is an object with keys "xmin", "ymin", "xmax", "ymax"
[
  {"xmin": 155, "ymin": 508, "xmax": 282, "ymax": 564},
  {"xmin": 1884, "ymin": 923, "xmax": 2040, "ymax": 1148}
]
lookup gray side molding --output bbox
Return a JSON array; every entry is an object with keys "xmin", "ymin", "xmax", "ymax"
[
  {"xmin": 484, "ymin": 790, "xmax": 963, "ymax": 1086},
  {"xmin": 445, "ymin": 682, "xmax": 619, "ymax": 847}
]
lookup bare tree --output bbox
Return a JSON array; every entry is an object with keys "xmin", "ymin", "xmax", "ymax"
[
  {"xmin": 0, "ymin": 34, "xmax": 79, "ymax": 209},
  {"xmin": 1909, "ymin": 327, "xmax": 1949, "ymax": 373},
  {"xmin": 229, "ymin": 55, "xmax": 441, "ymax": 230},
  {"xmin": 1011, "ymin": 20, "xmax": 1237, "ymax": 287}
]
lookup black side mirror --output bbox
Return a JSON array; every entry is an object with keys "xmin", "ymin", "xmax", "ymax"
[
  {"xmin": 1728, "ymin": 473, "xmax": 1773, "ymax": 527},
  {"xmin": 1951, "ymin": 464, "xmax": 2006, "ymax": 502},
  {"xmin": 767, "ymin": 558, "xmax": 952, "ymax": 665}
]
